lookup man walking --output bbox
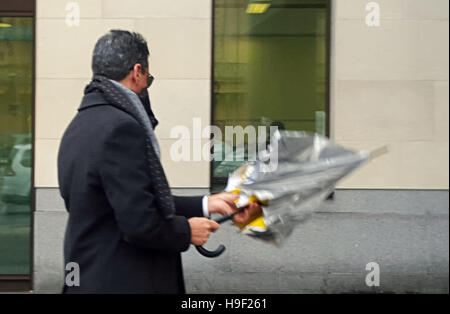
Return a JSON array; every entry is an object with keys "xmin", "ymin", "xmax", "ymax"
[{"xmin": 58, "ymin": 30, "xmax": 253, "ymax": 293}]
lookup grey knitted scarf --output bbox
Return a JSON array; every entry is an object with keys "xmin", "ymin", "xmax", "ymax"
[{"xmin": 84, "ymin": 75, "xmax": 175, "ymax": 219}]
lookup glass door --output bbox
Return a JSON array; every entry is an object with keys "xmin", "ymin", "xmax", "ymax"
[{"xmin": 0, "ymin": 16, "xmax": 33, "ymax": 283}]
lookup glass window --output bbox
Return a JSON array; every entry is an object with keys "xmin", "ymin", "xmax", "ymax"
[
  {"xmin": 0, "ymin": 16, "xmax": 33, "ymax": 275},
  {"xmin": 212, "ymin": 0, "xmax": 329, "ymax": 190}
]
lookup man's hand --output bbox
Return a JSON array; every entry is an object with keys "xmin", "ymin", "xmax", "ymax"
[
  {"xmin": 208, "ymin": 193, "xmax": 239, "ymax": 216},
  {"xmin": 208, "ymin": 192, "xmax": 263, "ymax": 225},
  {"xmin": 188, "ymin": 217, "xmax": 220, "ymax": 246},
  {"xmin": 233, "ymin": 201, "xmax": 262, "ymax": 225}
]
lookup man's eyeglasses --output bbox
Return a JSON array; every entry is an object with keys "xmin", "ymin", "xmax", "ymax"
[
  {"xmin": 146, "ymin": 74, "xmax": 154, "ymax": 88},
  {"xmin": 129, "ymin": 64, "xmax": 154, "ymax": 88}
]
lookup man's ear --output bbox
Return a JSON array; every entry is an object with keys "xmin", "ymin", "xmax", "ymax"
[
  {"xmin": 133, "ymin": 64, "xmax": 144, "ymax": 76},
  {"xmin": 130, "ymin": 64, "xmax": 141, "ymax": 83}
]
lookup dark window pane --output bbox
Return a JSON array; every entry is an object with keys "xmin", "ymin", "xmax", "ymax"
[
  {"xmin": 212, "ymin": 0, "xmax": 329, "ymax": 190},
  {"xmin": 0, "ymin": 16, "xmax": 33, "ymax": 275}
]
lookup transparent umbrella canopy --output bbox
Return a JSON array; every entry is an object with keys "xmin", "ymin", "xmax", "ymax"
[
  {"xmin": 196, "ymin": 130, "xmax": 376, "ymax": 257},
  {"xmin": 227, "ymin": 130, "xmax": 372, "ymax": 243}
]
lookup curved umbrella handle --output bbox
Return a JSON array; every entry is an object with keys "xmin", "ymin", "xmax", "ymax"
[
  {"xmin": 194, "ymin": 209, "xmax": 245, "ymax": 258},
  {"xmin": 195, "ymin": 244, "xmax": 226, "ymax": 258}
]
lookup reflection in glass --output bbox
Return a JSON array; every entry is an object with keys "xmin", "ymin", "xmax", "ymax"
[
  {"xmin": 0, "ymin": 17, "xmax": 33, "ymax": 275},
  {"xmin": 212, "ymin": 0, "xmax": 328, "ymax": 189}
]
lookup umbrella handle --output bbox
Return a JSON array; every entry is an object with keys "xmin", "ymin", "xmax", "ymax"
[
  {"xmin": 195, "ymin": 244, "xmax": 226, "ymax": 258},
  {"xmin": 194, "ymin": 209, "xmax": 245, "ymax": 258}
]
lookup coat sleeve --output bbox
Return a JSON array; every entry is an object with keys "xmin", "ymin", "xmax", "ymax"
[
  {"xmin": 173, "ymin": 196, "xmax": 204, "ymax": 219},
  {"xmin": 98, "ymin": 118, "xmax": 191, "ymax": 253}
]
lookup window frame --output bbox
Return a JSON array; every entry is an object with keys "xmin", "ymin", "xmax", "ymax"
[{"xmin": 0, "ymin": 0, "xmax": 35, "ymax": 292}]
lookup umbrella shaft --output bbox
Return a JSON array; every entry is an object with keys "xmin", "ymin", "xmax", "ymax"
[{"xmin": 214, "ymin": 207, "xmax": 246, "ymax": 224}]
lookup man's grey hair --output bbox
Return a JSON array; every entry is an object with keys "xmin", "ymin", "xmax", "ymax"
[{"xmin": 92, "ymin": 29, "xmax": 149, "ymax": 80}]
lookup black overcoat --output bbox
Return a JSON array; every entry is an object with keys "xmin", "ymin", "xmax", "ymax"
[{"xmin": 58, "ymin": 91, "xmax": 203, "ymax": 293}]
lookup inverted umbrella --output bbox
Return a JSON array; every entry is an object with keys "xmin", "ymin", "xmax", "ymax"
[{"xmin": 196, "ymin": 130, "xmax": 382, "ymax": 257}]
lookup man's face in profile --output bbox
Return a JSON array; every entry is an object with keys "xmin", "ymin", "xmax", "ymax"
[{"xmin": 135, "ymin": 63, "xmax": 152, "ymax": 94}]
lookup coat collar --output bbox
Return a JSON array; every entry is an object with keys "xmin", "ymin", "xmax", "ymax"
[
  {"xmin": 78, "ymin": 92, "xmax": 109, "ymax": 111},
  {"xmin": 78, "ymin": 90, "xmax": 159, "ymax": 130}
]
